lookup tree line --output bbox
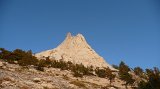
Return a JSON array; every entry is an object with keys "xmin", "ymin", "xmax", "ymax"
[{"xmin": 0, "ymin": 48, "xmax": 159, "ymax": 89}]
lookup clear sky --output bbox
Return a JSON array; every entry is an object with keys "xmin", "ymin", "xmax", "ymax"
[{"xmin": 0, "ymin": 0, "xmax": 160, "ymax": 69}]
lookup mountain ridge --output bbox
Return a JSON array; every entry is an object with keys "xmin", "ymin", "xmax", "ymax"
[{"xmin": 35, "ymin": 32, "xmax": 114, "ymax": 69}]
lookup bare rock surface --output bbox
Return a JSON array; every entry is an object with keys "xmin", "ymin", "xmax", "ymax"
[{"xmin": 35, "ymin": 33, "xmax": 114, "ymax": 69}]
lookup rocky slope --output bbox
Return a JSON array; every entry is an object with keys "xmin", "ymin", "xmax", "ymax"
[
  {"xmin": 0, "ymin": 60, "xmax": 129, "ymax": 89},
  {"xmin": 35, "ymin": 33, "xmax": 113, "ymax": 69}
]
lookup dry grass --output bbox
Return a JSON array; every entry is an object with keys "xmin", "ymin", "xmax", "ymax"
[
  {"xmin": 81, "ymin": 81, "xmax": 101, "ymax": 88},
  {"xmin": 20, "ymin": 86, "xmax": 30, "ymax": 89},
  {"xmin": 43, "ymin": 86, "xmax": 59, "ymax": 89},
  {"xmin": 70, "ymin": 80, "xmax": 87, "ymax": 89},
  {"xmin": 62, "ymin": 74, "xmax": 69, "ymax": 80}
]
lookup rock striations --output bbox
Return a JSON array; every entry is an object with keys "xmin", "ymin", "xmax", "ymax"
[{"xmin": 35, "ymin": 33, "xmax": 114, "ymax": 69}]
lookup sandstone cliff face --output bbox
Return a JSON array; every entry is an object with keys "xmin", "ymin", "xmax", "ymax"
[{"xmin": 35, "ymin": 33, "xmax": 113, "ymax": 69}]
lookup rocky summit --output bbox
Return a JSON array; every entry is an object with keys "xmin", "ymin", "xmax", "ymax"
[{"xmin": 35, "ymin": 33, "xmax": 113, "ymax": 69}]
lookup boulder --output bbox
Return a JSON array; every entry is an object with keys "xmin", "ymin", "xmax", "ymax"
[{"xmin": 33, "ymin": 78, "xmax": 41, "ymax": 83}]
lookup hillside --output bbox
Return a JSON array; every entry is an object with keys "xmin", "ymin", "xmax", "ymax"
[{"xmin": 0, "ymin": 59, "xmax": 128, "ymax": 89}]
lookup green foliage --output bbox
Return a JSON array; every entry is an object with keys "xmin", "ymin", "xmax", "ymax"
[
  {"xmin": 147, "ymin": 67, "xmax": 160, "ymax": 89},
  {"xmin": 95, "ymin": 67, "xmax": 107, "ymax": 78},
  {"xmin": 36, "ymin": 66, "xmax": 44, "ymax": 71},
  {"xmin": 137, "ymin": 80, "xmax": 151, "ymax": 89},
  {"xmin": 18, "ymin": 54, "xmax": 38, "ymax": 66},
  {"xmin": 0, "ymin": 48, "xmax": 14, "ymax": 63},
  {"xmin": 119, "ymin": 61, "xmax": 130, "ymax": 73},
  {"xmin": 0, "ymin": 48, "xmax": 39, "ymax": 65},
  {"xmin": 105, "ymin": 67, "xmax": 116, "ymax": 86},
  {"xmin": 134, "ymin": 67, "xmax": 144, "ymax": 78},
  {"xmin": 37, "ymin": 57, "xmax": 52, "ymax": 68},
  {"xmin": 2, "ymin": 48, "xmax": 160, "ymax": 89},
  {"xmin": 137, "ymin": 67, "xmax": 160, "ymax": 89},
  {"xmin": 12, "ymin": 49, "xmax": 27, "ymax": 61},
  {"xmin": 50, "ymin": 59, "xmax": 68, "ymax": 70},
  {"xmin": 72, "ymin": 69, "xmax": 83, "ymax": 77},
  {"xmin": 72, "ymin": 63, "xmax": 92, "ymax": 77},
  {"xmin": 118, "ymin": 61, "xmax": 135, "ymax": 89},
  {"xmin": 18, "ymin": 50, "xmax": 39, "ymax": 66}
]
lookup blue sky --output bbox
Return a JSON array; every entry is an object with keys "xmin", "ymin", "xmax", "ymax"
[{"xmin": 0, "ymin": 0, "xmax": 160, "ymax": 69}]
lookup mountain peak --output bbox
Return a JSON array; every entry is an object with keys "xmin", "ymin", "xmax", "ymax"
[
  {"xmin": 65, "ymin": 32, "xmax": 85, "ymax": 41},
  {"xmin": 35, "ymin": 33, "xmax": 114, "ymax": 69},
  {"xmin": 66, "ymin": 32, "xmax": 72, "ymax": 39}
]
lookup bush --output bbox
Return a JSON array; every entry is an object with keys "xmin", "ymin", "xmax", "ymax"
[
  {"xmin": 0, "ymin": 48, "xmax": 39, "ymax": 66},
  {"xmin": 18, "ymin": 56, "xmax": 38, "ymax": 66},
  {"xmin": 134, "ymin": 67, "xmax": 144, "ymax": 77},
  {"xmin": 118, "ymin": 61, "xmax": 135, "ymax": 89},
  {"xmin": 0, "ymin": 48, "xmax": 15, "ymax": 63},
  {"xmin": 141, "ymin": 67, "xmax": 160, "ymax": 89},
  {"xmin": 105, "ymin": 67, "xmax": 116, "ymax": 86},
  {"xmin": 72, "ymin": 64, "xmax": 85, "ymax": 77},
  {"xmin": 36, "ymin": 66, "xmax": 44, "ymax": 71},
  {"xmin": 137, "ymin": 80, "xmax": 151, "ymax": 89},
  {"xmin": 95, "ymin": 67, "xmax": 107, "ymax": 78},
  {"xmin": 17, "ymin": 50, "xmax": 39, "ymax": 66},
  {"xmin": 71, "ymin": 63, "xmax": 94, "ymax": 77}
]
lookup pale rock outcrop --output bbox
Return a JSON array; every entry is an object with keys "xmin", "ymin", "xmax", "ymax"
[
  {"xmin": 35, "ymin": 33, "xmax": 114, "ymax": 69},
  {"xmin": 0, "ymin": 61, "xmax": 3, "ymax": 67}
]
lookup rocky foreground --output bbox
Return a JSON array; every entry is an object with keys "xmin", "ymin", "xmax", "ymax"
[{"xmin": 0, "ymin": 60, "xmax": 130, "ymax": 89}]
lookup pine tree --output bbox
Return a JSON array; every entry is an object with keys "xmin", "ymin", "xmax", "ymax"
[
  {"xmin": 105, "ymin": 67, "xmax": 116, "ymax": 86},
  {"xmin": 118, "ymin": 61, "xmax": 135, "ymax": 89},
  {"xmin": 134, "ymin": 67, "xmax": 144, "ymax": 77}
]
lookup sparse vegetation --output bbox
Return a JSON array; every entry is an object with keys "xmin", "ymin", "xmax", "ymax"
[
  {"xmin": 0, "ymin": 48, "xmax": 160, "ymax": 89},
  {"xmin": 118, "ymin": 61, "xmax": 135, "ymax": 89},
  {"xmin": 134, "ymin": 67, "xmax": 144, "ymax": 77},
  {"xmin": 95, "ymin": 67, "xmax": 107, "ymax": 78},
  {"xmin": 0, "ymin": 48, "xmax": 39, "ymax": 66},
  {"xmin": 70, "ymin": 80, "xmax": 86, "ymax": 88},
  {"xmin": 137, "ymin": 67, "xmax": 160, "ymax": 89},
  {"xmin": 105, "ymin": 67, "xmax": 116, "ymax": 86}
]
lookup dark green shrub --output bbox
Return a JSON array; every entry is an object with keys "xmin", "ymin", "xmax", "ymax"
[
  {"xmin": 118, "ymin": 61, "xmax": 135, "ymax": 89},
  {"xmin": 105, "ymin": 67, "xmax": 116, "ymax": 86},
  {"xmin": 137, "ymin": 80, "xmax": 151, "ymax": 89},
  {"xmin": 50, "ymin": 59, "xmax": 67, "ymax": 70},
  {"xmin": 0, "ymin": 48, "xmax": 14, "ymax": 63},
  {"xmin": 37, "ymin": 57, "xmax": 52, "ymax": 68},
  {"xmin": 12, "ymin": 49, "xmax": 26, "ymax": 61},
  {"xmin": 71, "ymin": 63, "xmax": 94, "ymax": 77},
  {"xmin": 134, "ymin": 67, "xmax": 143, "ymax": 77},
  {"xmin": 72, "ymin": 64, "xmax": 84, "ymax": 77},
  {"xmin": 95, "ymin": 67, "xmax": 107, "ymax": 78},
  {"xmin": 72, "ymin": 70, "xmax": 83, "ymax": 77},
  {"xmin": 136, "ymin": 67, "xmax": 160, "ymax": 89},
  {"xmin": 0, "ymin": 48, "xmax": 39, "ymax": 65},
  {"xmin": 36, "ymin": 66, "xmax": 44, "ymax": 71},
  {"xmin": 18, "ymin": 56, "xmax": 38, "ymax": 66},
  {"xmin": 18, "ymin": 50, "xmax": 39, "ymax": 66}
]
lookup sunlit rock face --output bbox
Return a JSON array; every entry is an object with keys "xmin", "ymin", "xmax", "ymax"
[{"xmin": 35, "ymin": 32, "xmax": 114, "ymax": 69}]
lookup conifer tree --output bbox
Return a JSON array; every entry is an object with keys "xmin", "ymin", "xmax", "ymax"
[
  {"xmin": 105, "ymin": 67, "xmax": 116, "ymax": 86},
  {"xmin": 119, "ymin": 61, "xmax": 135, "ymax": 89}
]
